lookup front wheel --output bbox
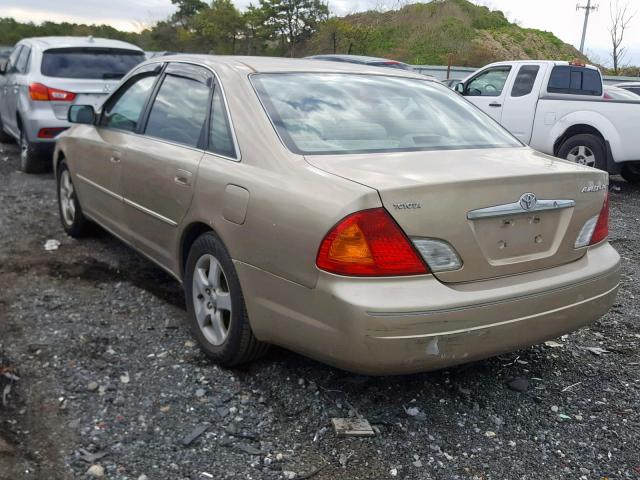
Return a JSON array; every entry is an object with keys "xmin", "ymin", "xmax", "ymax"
[
  {"xmin": 57, "ymin": 161, "xmax": 91, "ymax": 237},
  {"xmin": 558, "ymin": 134, "xmax": 606, "ymax": 171},
  {"xmin": 621, "ymin": 163, "xmax": 640, "ymax": 184},
  {"xmin": 184, "ymin": 232, "xmax": 269, "ymax": 367}
]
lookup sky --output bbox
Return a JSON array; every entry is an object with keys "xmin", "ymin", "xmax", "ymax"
[{"xmin": 2, "ymin": 0, "xmax": 639, "ymax": 66}]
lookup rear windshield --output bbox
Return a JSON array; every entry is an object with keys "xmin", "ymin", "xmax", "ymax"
[
  {"xmin": 547, "ymin": 66, "xmax": 602, "ymax": 96},
  {"xmin": 252, "ymin": 73, "xmax": 521, "ymax": 155},
  {"xmin": 41, "ymin": 48, "xmax": 145, "ymax": 79}
]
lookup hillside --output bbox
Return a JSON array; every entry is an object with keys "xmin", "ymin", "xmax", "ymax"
[{"xmin": 303, "ymin": 0, "xmax": 587, "ymax": 66}]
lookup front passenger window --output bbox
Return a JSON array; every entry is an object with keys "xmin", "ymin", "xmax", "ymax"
[{"xmin": 101, "ymin": 75, "xmax": 157, "ymax": 132}]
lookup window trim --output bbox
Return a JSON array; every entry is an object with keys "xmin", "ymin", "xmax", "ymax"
[{"xmin": 464, "ymin": 66, "xmax": 512, "ymax": 97}]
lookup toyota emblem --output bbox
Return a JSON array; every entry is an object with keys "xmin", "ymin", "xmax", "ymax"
[{"xmin": 519, "ymin": 193, "xmax": 537, "ymax": 211}]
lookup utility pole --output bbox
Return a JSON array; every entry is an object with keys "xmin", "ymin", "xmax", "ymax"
[{"xmin": 577, "ymin": 0, "xmax": 599, "ymax": 53}]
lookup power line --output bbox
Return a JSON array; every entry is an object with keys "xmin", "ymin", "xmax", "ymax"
[{"xmin": 577, "ymin": 0, "xmax": 599, "ymax": 53}]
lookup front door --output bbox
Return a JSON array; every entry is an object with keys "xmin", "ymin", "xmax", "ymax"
[
  {"xmin": 463, "ymin": 66, "xmax": 512, "ymax": 123},
  {"xmin": 122, "ymin": 63, "xmax": 212, "ymax": 267},
  {"xmin": 73, "ymin": 67, "xmax": 160, "ymax": 236},
  {"xmin": 0, "ymin": 45, "xmax": 22, "ymax": 136}
]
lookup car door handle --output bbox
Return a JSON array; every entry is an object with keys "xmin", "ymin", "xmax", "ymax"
[
  {"xmin": 174, "ymin": 169, "xmax": 193, "ymax": 186},
  {"xmin": 489, "ymin": 102, "xmax": 502, "ymax": 107}
]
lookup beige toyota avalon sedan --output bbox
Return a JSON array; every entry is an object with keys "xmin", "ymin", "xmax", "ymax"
[{"xmin": 54, "ymin": 55, "xmax": 620, "ymax": 375}]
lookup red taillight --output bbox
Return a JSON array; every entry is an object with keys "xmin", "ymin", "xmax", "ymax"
[
  {"xmin": 590, "ymin": 193, "xmax": 609, "ymax": 245},
  {"xmin": 29, "ymin": 83, "xmax": 76, "ymax": 102},
  {"xmin": 316, "ymin": 208, "xmax": 429, "ymax": 276}
]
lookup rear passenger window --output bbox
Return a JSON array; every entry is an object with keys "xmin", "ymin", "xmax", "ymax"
[
  {"xmin": 15, "ymin": 46, "xmax": 30, "ymax": 74},
  {"xmin": 547, "ymin": 66, "xmax": 602, "ymax": 96},
  {"xmin": 145, "ymin": 74, "xmax": 211, "ymax": 148},
  {"xmin": 511, "ymin": 65, "xmax": 539, "ymax": 97},
  {"xmin": 208, "ymin": 86, "xmax": 236, "ymax": 158}
]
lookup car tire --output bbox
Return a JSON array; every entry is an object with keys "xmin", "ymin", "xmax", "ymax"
[
  {"xmin": 621, "ymin": 163, "xmax": 640, "ymax": 184},
  {"xmin": 184, "ymin": 232, "xmax": 269, "ymax": 367},
  {"xmin": 558, "ymin": 134, "xmax": 607, "ymax": 171},
  {"xmin": 19, "ymin": 129, "xmax": 48, "ymax": 174},
  {"xmin": 57, "ymin": 161, "xmax": 91, "ymax": 237}
]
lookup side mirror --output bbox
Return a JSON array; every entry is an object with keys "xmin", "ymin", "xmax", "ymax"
[
  {"xmin": 68, "ymin": 105, "xmax": 95, "ymax": 124},
  {"xmin": 454, "ymin": 82, "xmax": 465, "ymax": 94}
]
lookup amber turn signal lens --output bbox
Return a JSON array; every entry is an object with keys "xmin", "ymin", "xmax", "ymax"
[{"xmin": 316, "ymin": 208, "xmax": 429, "ymax": 276}]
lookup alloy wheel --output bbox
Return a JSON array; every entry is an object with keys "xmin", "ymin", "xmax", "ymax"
[
  {"xmin": 59, "ymin": 169, "xmax": 76, "ymax": 226},
  {"xmin": 566, "ymin": 145, "xmax": 596, "ymax": 167},
  {"xmin": 192, "ymin": 254, "xmax": 232, "ymax": 346}
]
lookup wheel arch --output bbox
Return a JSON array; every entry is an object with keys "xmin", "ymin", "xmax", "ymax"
[
  {"xmin": 179, "ymin": 221, "xmax": 219, "ymax": 279},
  {"xmin": 552, "ymin": 124, "xmax": 605, "ymax": 156}
]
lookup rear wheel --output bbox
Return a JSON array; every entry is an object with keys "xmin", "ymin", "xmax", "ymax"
[
  {"xmin": 621, "ymin": 163, "xmax": 640, "ymax": 184},
  {"xmin": 57, "ymin": 161, "xmax": 91, "ymax": 237},
  {"xmin": 20, "ymin": 129, "xmax": 48, "ymax": 174},
  {"xmin": 184, "ymin": 232, "xmax": 269, "ymax": 367},
  {"xmin": 558, "ymin": 134, "xmax": 606, "ymax": 171}
]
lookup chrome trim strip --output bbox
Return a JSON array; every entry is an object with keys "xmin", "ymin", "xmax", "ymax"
[
  {"xmin": 123, "ymin": 198, "xmax": 178, "ymax": 227},
  {"xmin": 467, "ymin": 199, "xmax": 575, "ymax": 220},
  {"xmin": 76, "ymin": 174, "xmax": 123, "ymax": 201}
]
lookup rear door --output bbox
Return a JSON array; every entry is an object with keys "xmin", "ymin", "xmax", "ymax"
[
  {"xmin": 72, "ymin": 64, "xmax": 161, "ymax": 236},
  {"xmin": 500, "ymin": 63, "xmax": 545, "ymax": 144},
  {"xmin": 122, "ymin": 62, "xmax": 212, "ymax": 267},
  {"xmin": 462, "ymin": 65, "xmax": 512, "ymax": 122}
]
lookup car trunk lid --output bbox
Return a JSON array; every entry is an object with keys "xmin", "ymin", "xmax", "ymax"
[{"xmin": 306, "ymin": 147, "xmax": 608, "ymax": 283}]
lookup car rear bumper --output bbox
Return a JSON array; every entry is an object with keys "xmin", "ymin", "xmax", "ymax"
[
  {"xmin": 236, "ymin": 242, "xmax": 620, "ymax": 375},
  {"xmin": 21, "ymin": 107, "xmax": 70, "ymax": 144}
]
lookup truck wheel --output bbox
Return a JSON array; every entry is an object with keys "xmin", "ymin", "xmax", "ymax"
[
  {"xmin": 558, "ymin": 134, "xmax": 606, "ymax": 171},
  {"xmin": 184, "ymin": 232, "xmax": 269, "ymax": 367},
  {"xmin": 19, "ymin": 129, "xmax": 48, "ymax": 174},
  {"xmin": 621, "ymin": 163, "xmax": 640, "ymax": 184}
]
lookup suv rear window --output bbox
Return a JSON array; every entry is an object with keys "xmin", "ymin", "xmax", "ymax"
[
  {"xmin": 41, "ymin": 48, "xmax": 145, "ymax": 79},
  {"xmin": 547, "ymin": 66, "xmax": 602, "ymax": 96}
]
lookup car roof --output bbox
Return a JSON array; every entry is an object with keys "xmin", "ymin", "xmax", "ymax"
[
  {"xmin": 486, "ymin": 60, "xmax": 600, "ymax": 71},
  {"xmin": 146, "ymin": 55, "xmax": 428, "ymax": 80},
  {"xmin": 18, "ymin": 36, "xmax": 143, "ymax": 52},
  {"xmin": 306, "ymin": 54, "xmax": 409, "ymax": 65}
]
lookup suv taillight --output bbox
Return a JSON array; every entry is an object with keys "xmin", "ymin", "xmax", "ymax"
[
  {"xmin": 29, "ymin": 83, "xmax": 76, "ymax": 102},
  {"xmin": 316, "ymin": 208, "xmax": 429, "ymax": 276}
]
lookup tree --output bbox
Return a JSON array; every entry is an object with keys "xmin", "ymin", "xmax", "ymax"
[
  {"xmin": 259, "ymin": 0, "xmax": 329, "ymax": 57},
  {"xmin": 242, "ymin": 4, "xmax": 269, "ymax": 55},
  {"xmin": 171, "ymin": 0, "xmax": 208, "ymax": 26},
  {"xmin": 193, "ymin": 0, "xmax": 243, "ymax": 54},
  {"xmin": 609, "ymin": 0, "xmax": 636, "ymax": 75}
]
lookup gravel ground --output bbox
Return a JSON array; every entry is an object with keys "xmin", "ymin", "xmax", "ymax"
[{"xmin": 0, "ymin": 140, "xmax": 639, "ymax": 480}]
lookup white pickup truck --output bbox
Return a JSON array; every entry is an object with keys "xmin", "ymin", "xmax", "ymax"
[{"xmin": 455, "ymin": 60, "xmax": 640, "ymax": 183}]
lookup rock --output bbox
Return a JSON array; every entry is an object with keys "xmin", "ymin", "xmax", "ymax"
[
  {"xmin": 164, "ymin": 317, "xmax": 180, "ymax": 329},
  {"xmin": 44, "ymin": 239, "xmax": 60, "ymax": 251},
  {"xmin": 119, "ymin": 372, "xmax": 130, "ymax": 384},
  {"xmin": 283, "ymin": 471, "xmax": 296, "ymax": 480},
  {"xmin": 508, "ymin": 377, "xmax": 529, "ymax": 393},
  {"xmin": 87, "ymin": 464, "xmax": 105, "ymax": 477},
  {"xmin": 390, "ymin": 468, "xmax": 398, "ymax": 476},
  {"xmin": 485, "ymin": 431, "xmax": 496, "ymax": 438},
  {"xmin": 551, "ymin": 405, "xmax": 559, "ymax": 413},
  {"xmin": 87, "ymin": 381, "xmax": 99, "ymax": 392},
  {"xmin": 0, "ymin": 434, "xmax": 15, "ymax": 454},
  {"xmin": 137, "ymin": 475, "xmax": 149, "ymax": 480},
  {"xmin": 195, "ymin": 388, "xmax": 206, "ymax": 398}
]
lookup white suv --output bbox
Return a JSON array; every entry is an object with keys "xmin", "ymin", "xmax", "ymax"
[{"xmin": 0, "ymin": 36, "xmax": 145, "ymax": 172}]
